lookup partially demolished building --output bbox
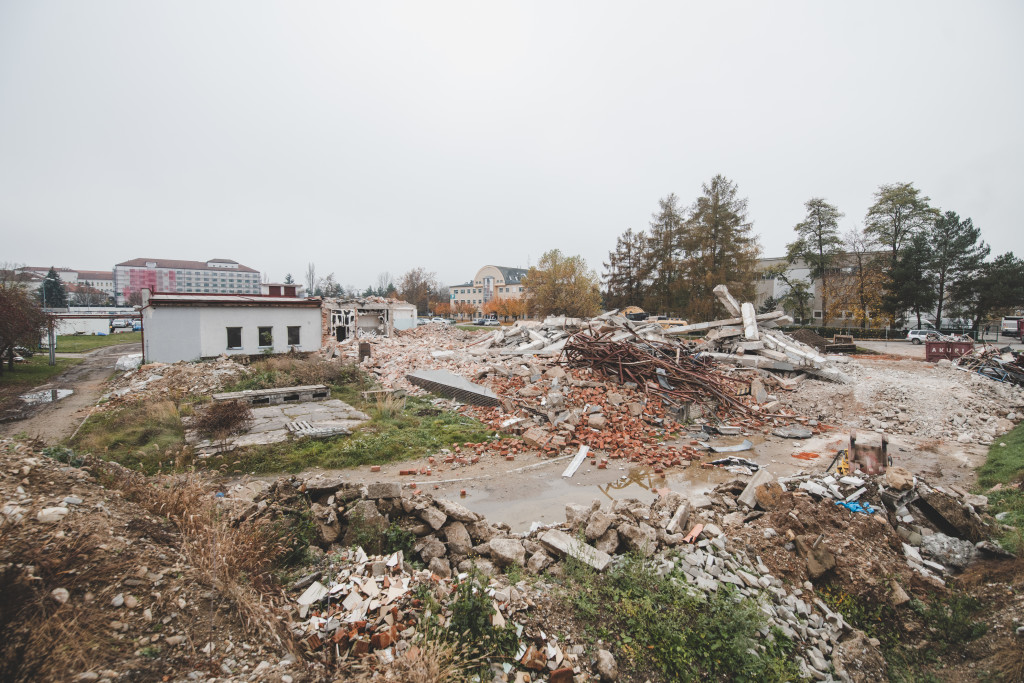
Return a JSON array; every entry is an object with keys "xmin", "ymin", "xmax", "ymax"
[{"xmin": 321, "ymin": 297, "xmax": 416, "ymax": 344}]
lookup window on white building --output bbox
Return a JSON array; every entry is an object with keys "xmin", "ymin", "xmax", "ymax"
[
  {"xmin": 287, "ymin": 326, "xmax": 300, "ymax": 345},
  {"xmin": 226, "ymin": 327, "xmax": 242, "ymax": 349},
  {"xmin": 258, "ymin": 327, "xmax": 273, "ymax": 347}
]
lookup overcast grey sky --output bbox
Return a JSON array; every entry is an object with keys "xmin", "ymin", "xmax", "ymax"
[{"xmin": 2, "ymin": 1, "xmax": 1021, "ymax": 289}]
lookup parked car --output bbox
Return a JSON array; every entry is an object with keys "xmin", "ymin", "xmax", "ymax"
[
  {"xmin": 416, "ymin": 317, "xmax": 429, "ymax": 326},
  {"xmin": 471, "ymin": 318, "xmax": 487, "ymax": 325},
  {"xmin": 483, "ymin": 318, "xmax": 500, "ymax": 326},
  {"xmin": 906, "ymin": 329, "xmax": 935, "ymax": 345},
  {"xmin": 111, "ymin": 319, "xmax": 130, "ymax": 328},
  {"xmin": 430, "ymin": 317, "xmax": 452, "ymax": 325}
]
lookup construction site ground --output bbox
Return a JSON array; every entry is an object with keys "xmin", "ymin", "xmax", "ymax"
[
  {"xmin": 0, "ymin": 342, "xmax": 141, "ymax": 443},
  {"xmin": 3, "ymin": 319, "xmax": 1024, "ymax": 682}
]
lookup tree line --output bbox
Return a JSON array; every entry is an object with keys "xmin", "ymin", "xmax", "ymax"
[
  {"xmin": 603, "ymin": 174, "xmax": 760, "ymax": 321},
  {"xmin": 603, "ymin": 178, "xmax": 1024, "ymax": 330}
]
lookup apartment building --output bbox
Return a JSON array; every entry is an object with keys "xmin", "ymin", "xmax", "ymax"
[
  {"xmin": 114, "ymin": 258, "xmax": 260, "ymax": 304},
  {"xmin": 448, "ymin": 265, "xmax": 527, "ymax": 315}
]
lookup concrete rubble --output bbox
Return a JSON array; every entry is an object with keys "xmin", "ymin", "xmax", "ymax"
[{"xmin": 267, "ymin": 465, "xmax": 983, "ymax": 681}]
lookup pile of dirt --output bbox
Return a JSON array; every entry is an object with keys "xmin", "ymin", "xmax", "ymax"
[{"xmin": 0, "ymin": 438, "xmax": 299, "ymax": 682}]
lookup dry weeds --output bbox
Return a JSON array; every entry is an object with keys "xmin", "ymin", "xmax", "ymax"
[{"xmin": 104, "ymin": 465, "xmax": 298, "ymax": 653}]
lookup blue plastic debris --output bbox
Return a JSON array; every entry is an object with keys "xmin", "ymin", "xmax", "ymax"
[
  {"xmin": 835, "ymin": 501, "xmax": 875, "ymax": 514},
  {"xmin": 215, "ymin": 492, "xmax": 225, "ymax": 498}
]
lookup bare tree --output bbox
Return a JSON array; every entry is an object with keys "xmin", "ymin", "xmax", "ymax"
[
  {"xmin": 375, "ymin": 272, "xmax": 393, "ymax": 296},
  {"xmin": 72, "ymin": 282, "xmax": 108, "ymax": 306},
  {"xmin": 305, "ymin": 263, "xmax": 320, "ymax": 297},
  {"xmin": 0, "ymin": 284, "xmax": 49, "ymax": 373},
  {"xmin": 398, "ymin": 268, "xmax": 440, "ymax": 315}
]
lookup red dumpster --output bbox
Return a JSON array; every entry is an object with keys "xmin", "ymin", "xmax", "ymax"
[{"xmin": 924, "ymin": 341, "xmax": 973, "ymax": 362}]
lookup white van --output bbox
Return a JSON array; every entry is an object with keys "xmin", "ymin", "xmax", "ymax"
[{"xmin": 1001, "ymin": 316, "xmax": 1022, "ymax": 338}]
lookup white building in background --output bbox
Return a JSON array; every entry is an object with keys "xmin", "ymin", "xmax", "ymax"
[
  {"xmin": 16, "ymin": 266, "xmax": 115, "ymax": 301},
  {"xmin": 140, "ymin": 289, "xmax": 322, "ymax": 363},
  {"xmin": 114, "ymin": 258, "xmax": 261, "ymax": 304}
]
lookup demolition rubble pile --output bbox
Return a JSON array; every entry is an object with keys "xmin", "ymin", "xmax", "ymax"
[
  {"xmin": 954, "ymin": 344, "xmax": 1024, "ymax": 387},
  {"xmin": 779, "ymin": 354, "xmax": 1024, "ymax": 443},
  {"xmin": 281, "ymin": 472, "xmax": 922, "ymax": 681},
  {"xmin": 660, "ymin": 285, "xmax": 853, "ymax": 384},
  {"xmin": 100, "ymin": 355, "xmax": 247, "ymax": 410}
]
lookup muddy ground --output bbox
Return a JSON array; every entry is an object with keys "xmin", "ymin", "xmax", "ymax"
[{"xmin": 0, "ymin": 342, "xmax": 141, "ymax": 442}]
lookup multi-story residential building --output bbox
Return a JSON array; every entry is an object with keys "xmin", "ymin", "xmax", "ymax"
[
  {"xmin": 113, "ymin": 258, "xmax": 261, "ymax": 304},
  {"xmin": 449, "ymin": 265, "xmax": 528, "ymax": 316}
]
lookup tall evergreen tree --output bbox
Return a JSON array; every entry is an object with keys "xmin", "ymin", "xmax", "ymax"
[
  {"xmin": 786, "ymin": 198, "xmax": 844, "ymax": 322},
  {"xmin": 642, "ymin": 194, "xmax": 685, "ymax": 316},
  {"xmin": 39, "ymin": 266, "xmax": 68, "ymax": 308},
  {"xmin": 890, "ymin": 231, "xmax": 936, "ymax": 328},
  {"xmin": 950, "ymin": 252, "xmax": 1024, "ymax": 332},
  {"xmin": 927, "ymin": 211, "xmax": 989, "ymax": 326},
  {"xmin": 680, "ymin": 175, "xmax": 760, "ymax": 320},
  {"xmin": 602, "ymin": 228, "xmax": 647, "ymax": 310}
]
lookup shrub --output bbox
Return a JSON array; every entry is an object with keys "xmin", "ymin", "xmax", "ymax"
[
  {"xmin": 192, "ymin": 400, "xmax": 253, "ymax": 440},
  {"xmin": 560, "ymin": 553, "xmax": 800, "ymax": 682},
  {"xmin": 41, "ymin": 446, "xmax": 84, "ymax": 467}
]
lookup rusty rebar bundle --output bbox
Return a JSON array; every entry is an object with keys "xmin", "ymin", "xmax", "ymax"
[{"xmin": 559, "ymin": 329, "xmax": 752, "ymax": 414}]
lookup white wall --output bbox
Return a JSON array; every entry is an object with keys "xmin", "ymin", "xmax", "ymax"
[
  {"xmin": 197, "ymin": 307, "xmax": 321, "ymax": 357},
  {"xmin": 392, "ymin": 304, "xmax": 417, "ymax": 330},
  {"xmin": 144, "ymin": 307, "xmax": 203, "ymax": 363},
  {"xmin": 55, "ymin": 318, "xmax": 114, "ymax": 336},
  {"xmin": 144, "ymin": 304, "xmax": 321, "ymax": 363}
]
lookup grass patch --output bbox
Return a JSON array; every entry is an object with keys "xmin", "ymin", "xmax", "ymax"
[
  {"xmin": 53, "ymin": 332, "xmax": 140, "ymax": 353},
  {"xmin": 68, "ymin": 400, "xmax": 186, "ymax": 474},
  {"xmin": 200, "ymin": 396, "xmax": 495, "ymax": 474},
  {"xmin": 0, "ymin": 355, "xmax": 82, "ymax": 388},
  {"xmin": 976, "ymin": 421, "xmax": 1024, "ymax": 553},
  {"xmin": 68, "ymin": 355, "xmax": 496, "ymax": 476},
  {"xmin": 559, "ymin": 552, "xmax": 800, "ymax": 682}
]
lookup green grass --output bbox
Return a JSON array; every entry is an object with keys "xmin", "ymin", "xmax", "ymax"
[
  {"xmin": 68, "ymin": 400, "xmax": 186, "ymax": 474},
  {"xmin": 0, "ymin": 355, "xmax": 83, "ymax": 387},
  {"xmin": 976, "ymin": 421, "xmax": 1024, "ymax": 553},
  {"xmin": 200, "ymin": 395, "xmax": 496, "ymax": 474},
  {"xmin": 559, "ymin": 552, "xmax": 801, "ymax": 682},
  {"xmin": 54, "ymin": 332, "xmax": 141, "ymax": 353}
]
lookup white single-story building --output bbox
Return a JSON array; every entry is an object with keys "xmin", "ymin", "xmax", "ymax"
[{"xmin": 140, "ymin": 289, "xmax": 323, "ymax": 363}]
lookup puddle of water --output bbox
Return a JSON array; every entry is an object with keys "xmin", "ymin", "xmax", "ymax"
[{"xmin": 20, "ymin": 389, "xmax": 73, "ymax": 405}]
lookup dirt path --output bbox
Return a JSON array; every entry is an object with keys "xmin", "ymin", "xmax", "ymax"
[{"xmin": 0, "ymin": 343, "xmax": 140, "ymax": 444}]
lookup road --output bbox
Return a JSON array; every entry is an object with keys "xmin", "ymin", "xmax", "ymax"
[
  {"xmin": 858, "ymin": 335, "xmax": 1024, "ymax": 359},
  {"xmin": 0, "ymin": 342, "xmax": 141, "ymax": 444}
]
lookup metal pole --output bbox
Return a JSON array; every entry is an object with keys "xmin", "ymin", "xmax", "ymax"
[{"xmin": 48, "ymin": 322, "xmax": 55, "ymax": 366}]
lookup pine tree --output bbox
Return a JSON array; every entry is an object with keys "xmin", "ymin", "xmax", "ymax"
[
  {"xmin": 680, "ymin": 175, "xmax": 760, "ymax": 320},
  {"xmin": 641, "ymin": 194, "xmax": 686, "ymax": 316},
  {"xmin": 40, "ymin": 267, "xmax": 68, "ymax": 308},
  {"xmin": 602, "ymin": 228, "xmax": 647, "ymax": 310},
  {"xmin": 890, "ymin": 231, "xmax": 936, "ymax": 328},
  {"xmin": 927, "ymin": 211, "xmax": 989, "ymax": 326}
]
